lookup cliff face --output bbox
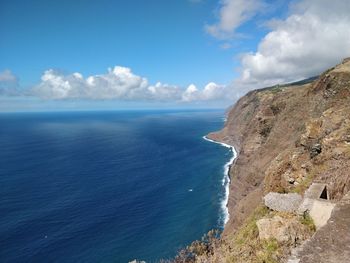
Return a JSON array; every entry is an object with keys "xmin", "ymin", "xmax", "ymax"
[
  {"xmin": 208, "ymin": 58, "xmax": 350, "ymax": 235},
  {"xmin": 207, "ymin": 82, "xmax": 310, "ymax": 234},
  {"xmin": 191, "ymin": 58, "xmax": 350, "ymax": 262}
]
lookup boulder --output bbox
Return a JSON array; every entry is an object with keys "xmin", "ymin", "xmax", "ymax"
[
  {"xmin": 257, "ymin": 215, "xmax": 310, "ymax": 245},
  {"xmin": 310, "ymin": 143, "xmax": 322, "ymax": 158},
  {"xmin": 264, "ymin": 192, "xmax": 302, "ymax": 213}
]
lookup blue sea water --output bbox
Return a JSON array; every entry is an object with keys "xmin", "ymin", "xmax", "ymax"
[{"xmin": 0, "ymin": 110, "xmax": 232, "ymax": 263}]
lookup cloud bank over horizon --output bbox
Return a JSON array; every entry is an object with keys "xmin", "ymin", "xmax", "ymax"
[
  {"xmin": 0, "ymin": 67, "xmax": 230, "ymax": 103},
  {"xmin": 30, "ymin": 66, "xmax": 228, "ymax": 102}
]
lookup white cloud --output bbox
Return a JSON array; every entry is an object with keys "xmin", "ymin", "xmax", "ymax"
[
  {"xmin": 202, "ymin": 82, "xmax": 227, "ymax": 100},
  {"xmin": 238, "ymin": 0, "xmax": 350, "ymax": 86},
  {"xmin": 182, "ymin": 82, "xmax": 228, "ymax": 102},
  {"xmin": 34, "ymin": 67, "xmax": 150, "ymax": 100},
  {"xmin": 206, "ymin": 0, "xmax": 262, "ymax": 39},
  {"xmin": 0, "ymin": 70, "xmax": 17, "ymax": 82},
  {"xmin": 0, "ymin": 70, "xmax": 19, "ymax": 95},
  {"xmin": 148, "ymin": 82, "xmax": 183, "ymax": 101},
  {"xmin": 31, "ymin": 66, "xmax": 231, "ymax": 102},
  {"xmin": 182, "ymin": 84, "xmax": 199, "ymax": 102}
]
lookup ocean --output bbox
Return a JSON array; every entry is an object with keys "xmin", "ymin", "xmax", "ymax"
[{"xmin": 0, "ymin": 110, "xmax": 233, "ymax": 263}]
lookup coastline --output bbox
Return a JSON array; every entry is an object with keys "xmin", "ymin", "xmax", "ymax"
[{"xmin": 202, "ymin": 136, "xmax": 237, "ymax": 226}]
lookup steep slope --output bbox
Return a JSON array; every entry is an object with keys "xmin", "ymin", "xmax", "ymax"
[
  {"xmin": 208, "ymin": 58, "xmax": 350, "ymax": 236},
  {"xmin": 173, "ymin": 58, "xmax": 350, "ymax": 263},
  {"xmin": 207, "ymin": 81, "xmax": 310, "ymax": 234}
]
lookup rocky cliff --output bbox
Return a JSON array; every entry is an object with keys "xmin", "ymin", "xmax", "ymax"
[{"xmin": 173, "ymin": 58, "xmax": 350, "ymax": 262}]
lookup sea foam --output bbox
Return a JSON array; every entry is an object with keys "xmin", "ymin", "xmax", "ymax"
[{"xmin": 203, "ymin": 136, "xmax": 237, "ymax": 226}]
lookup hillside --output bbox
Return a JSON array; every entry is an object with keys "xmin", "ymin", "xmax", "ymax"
[{"xmin": 173, "ymin": 58, "xmax": 350, "ymax": 262}]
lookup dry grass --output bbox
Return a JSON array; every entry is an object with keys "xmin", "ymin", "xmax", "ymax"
[{"xmin": 292, "ymin": 163, "xmax": 327, "ymax": 194}]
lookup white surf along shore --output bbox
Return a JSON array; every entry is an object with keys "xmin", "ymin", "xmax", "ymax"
[{"xmin": 203, "ymin": 136, "xmax": 238, "ymax": 226}]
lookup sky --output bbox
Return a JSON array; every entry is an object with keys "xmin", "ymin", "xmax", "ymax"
[{"xmin": 0, "ymin": 0, "xmax": 350, "ymax": 111}]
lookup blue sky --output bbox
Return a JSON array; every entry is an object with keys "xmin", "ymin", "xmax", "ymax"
[
  {"xmin": 0, "ymin": 0, "xmax": 349, "ymax": 111},
  {"xmin": 1, "ymin": 1, "xmax": 213, "ymax": 86},
  {"xmin": 0, "ymin": 0, "xmax": 270, "ymax": 87}
]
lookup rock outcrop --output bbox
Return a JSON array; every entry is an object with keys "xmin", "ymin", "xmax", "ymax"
[{"xmin": 257, "ymin": 215, "xmax": 311, "ymax": 245}]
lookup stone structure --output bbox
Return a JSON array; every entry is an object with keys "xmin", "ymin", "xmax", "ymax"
[
  {"xmin": 263, "ymin": 192, "xmax": 303, "ymax": 213},
  {"xmin": 263, "ymin": 183, "xmax": 336, "ymax": 230},
  {"xmin": 288, "ymin": 191, "xmax": 350, "ymax": 263},
  {"xmin": 298, "ymin": 183, "xmax": 336, "ymax": 229}
]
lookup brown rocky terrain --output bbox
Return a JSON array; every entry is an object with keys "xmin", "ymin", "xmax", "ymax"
[{"xmin": 172, "ymin": 58, "xmax": 350, "ymax": 262}]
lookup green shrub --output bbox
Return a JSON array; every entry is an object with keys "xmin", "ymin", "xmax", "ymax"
[{"xmin": 299, "ymin": 213, "xmax": 316, "ymax": 232}]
